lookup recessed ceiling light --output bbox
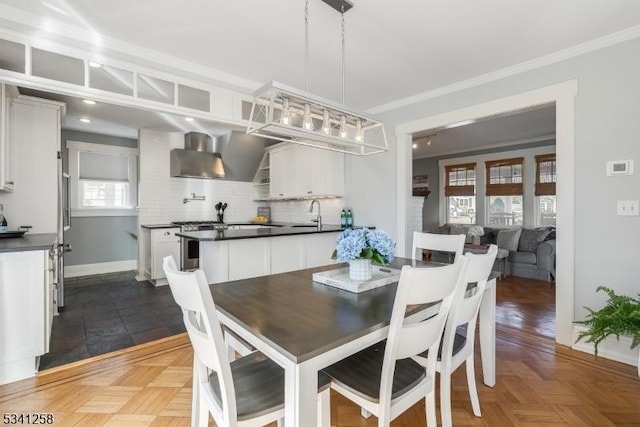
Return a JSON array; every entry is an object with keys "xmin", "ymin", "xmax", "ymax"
[
  {"xmin": 88, "ymin": 61, "xmax": 103, "ymax": 68},
  {"xmin": 412, "ymin": 142, "xmax": 417, "ymax": 149},
  {"xmin": 185, "ymin": 117, "xmax": 194, "ymax": 122},
  {"xmin": 82, "ymin": 99, "xmax": 97, "ymax": 105},
  {"xmin": 78, "ymin": 118, "xmax": 92, "ymax": 123}
]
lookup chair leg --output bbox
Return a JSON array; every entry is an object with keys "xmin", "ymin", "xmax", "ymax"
[
  {"xmin": 425, "ymin": 390, "xmax": 437, "ymax": 427},
  {"xmin": 196, "ymin": 384, "xmax": 209, "ymax": 427},
  {"xmin": 191, "ymin": 360, "xmax": 199, "ymax": 427},
  {"xmin": 465, "ymin": 357, "xmax": 482, "ymax": 417},
  {"xmin": 318, "ymin": 388, "xmax": 330, "ymax": 427},
  {"xmin": 440, "ymin": 371, "xmax": 453, "ymax": 427}
]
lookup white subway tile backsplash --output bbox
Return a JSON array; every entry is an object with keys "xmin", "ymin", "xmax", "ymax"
[{"xmin": 139, "ymin": 129, "xmax": 259, "ymax": 226}]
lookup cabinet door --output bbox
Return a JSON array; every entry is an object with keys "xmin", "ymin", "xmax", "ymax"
[
  {"xmin": 228, "ymin": 239, "xmax": 269, "ymax": 280},
  {"xmin": 295, "ymin": 146, "xmax": 345, "ymax": 198},
  {"xmin": 269, "ymin": 146, "xmax": 296, "ymax": 198},
  {"xmin": 0, "ymin": 84, "xmax": 14, "ymax": 192},
  {"xmin": 151, "ymin": 228, "xmax": 181, "ymax": 279},
  {"xmin": 305, "ymin": 232, "xmax": 340, "ymax": 268},
  {"xmin": 271, "ymin": 236, "xmax": 305, "ymax": 274}
]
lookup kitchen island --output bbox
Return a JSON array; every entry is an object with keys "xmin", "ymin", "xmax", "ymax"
[
  {"xmin": 0, "ymin": 233, "xmax": 57, "ymax": 385},
  {"xmin": 177, "ymin": 225, "xmax": 343, "ymax": 283}
]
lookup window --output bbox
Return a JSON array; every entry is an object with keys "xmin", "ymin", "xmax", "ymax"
[
  {"xmin": 485, "ymin": 157, "xmax": 524, "ymax": 226},
  {"xmin": 445, "ymin": 163, "xmax": 476, "ymax": 224},
  {"xmin": 67, "ymin": 141, "xmax": 138, "ymax": 216},
  {"xmin": 535, "ymin": 154, "xmax": 556, "ymax": 226}
]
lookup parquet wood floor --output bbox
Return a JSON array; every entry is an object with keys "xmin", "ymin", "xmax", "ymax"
[{"xmin": 1, "ymin": 277, "xmax": 639, "ymax": 426}]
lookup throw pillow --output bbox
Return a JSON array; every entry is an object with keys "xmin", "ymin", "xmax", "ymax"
[
  {"xmin": 449, "ymin": 224, "xmax": 465, "ymax": 236},
  {"xmin": 518, "ymin": 228, "xmax": 539, "ymax": 252},
  {"xmin": 496, "ymin": 228, "xmax": 522, "ymax": 251}
]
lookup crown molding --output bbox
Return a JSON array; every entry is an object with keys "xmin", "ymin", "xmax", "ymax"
[
  {"xmin": 368, "ymin": 24, "xmax": 640, "ymax": 115},
  {"xmin": 0, "ymin": 4, "xmax": 262, "ymax": 94}
]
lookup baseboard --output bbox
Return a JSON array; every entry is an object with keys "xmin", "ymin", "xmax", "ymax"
[
  {"xmin": 64, "ymin": 259, "xmax": 137, "ymax": 278},
  {"xmin": 572, "ymin": 325, "xmax": 639, "ymax": 366}
]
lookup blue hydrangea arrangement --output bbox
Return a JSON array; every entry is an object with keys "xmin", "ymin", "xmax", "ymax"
[{"xmin": 331, "ymin": 228, "xmax": 395, "ymax": 264}]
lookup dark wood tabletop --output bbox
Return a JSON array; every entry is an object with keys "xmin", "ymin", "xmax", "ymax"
[{"xmin": 209, "ymin": 257, "xmax": 433, "ymax": 363}]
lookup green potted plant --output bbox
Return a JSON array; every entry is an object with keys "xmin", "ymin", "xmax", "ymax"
[{"xmin": 574, "ymin": 286, "xmax": 640, "ymax": 376}]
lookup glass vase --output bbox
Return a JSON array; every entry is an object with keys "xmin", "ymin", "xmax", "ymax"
[{"xmin": 349, "ymin": 259, "xmax": 372, "ymax": 281}]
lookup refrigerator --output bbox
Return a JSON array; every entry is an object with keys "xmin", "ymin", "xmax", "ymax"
[{"xmin": 55, "ymin": 161, "xmax": 71, "ymax": 310}]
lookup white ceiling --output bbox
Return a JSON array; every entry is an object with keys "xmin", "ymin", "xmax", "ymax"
[{"xmin": 1, "ymin": 0, "xmax": 638, "ymax": 150}]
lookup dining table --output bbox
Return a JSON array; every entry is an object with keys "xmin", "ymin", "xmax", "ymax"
[{"xmin": 210, "ymin": 257, "xmax": 497, "ymax": 427}]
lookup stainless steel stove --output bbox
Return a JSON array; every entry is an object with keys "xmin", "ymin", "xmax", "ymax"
[{"xmin": 172, "ymin": 221, "xmax": 228, "ymax": 270}]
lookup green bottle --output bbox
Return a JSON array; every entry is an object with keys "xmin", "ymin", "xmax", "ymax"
[
  {"xmin": 346, "ymin": 209, "xmax": 353, "ymax": 228},
  {"xmin": 340, "ymin": 209, "xmax": 347, "ymax": 228}
]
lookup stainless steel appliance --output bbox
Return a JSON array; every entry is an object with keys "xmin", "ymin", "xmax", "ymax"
[
  {"xmin": 172, "ymin": 221, "xmax": 227, "ymax": 271},
  {"xmin": 55, "ymin": 155, "xmax": 71, "ymax": 309}
]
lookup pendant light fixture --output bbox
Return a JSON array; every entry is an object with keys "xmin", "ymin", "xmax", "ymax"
[{"xmin": 247, "ymin": 0, "xmax": 388, "ymax": 156}]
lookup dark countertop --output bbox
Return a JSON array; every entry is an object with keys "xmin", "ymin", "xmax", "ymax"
[
  {"xmin": 140, "ymin": 224, "xmax": 179, "ymax": 229},
  {"xmin": 177, "ymin": 225, "xmax": 344, "ymax": 241},
  {"xmin": 0, "ymin": 233, "xmax": 57, "ymax": 253}
]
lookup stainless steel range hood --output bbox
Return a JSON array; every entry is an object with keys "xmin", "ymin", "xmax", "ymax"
[{"xmin": 170, "ymin": 132, "xmax": 225, "ymax": 179}]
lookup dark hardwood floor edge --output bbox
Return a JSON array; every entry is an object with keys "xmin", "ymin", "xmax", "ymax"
[{"xmin": 0, "ymin": 333, "xmax": 191, "ymax": 404}]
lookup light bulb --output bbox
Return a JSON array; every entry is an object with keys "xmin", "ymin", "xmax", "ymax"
[
  {"xmin": 321, "ymin": 110, "xmax": 331, "ymax": 135},
  {"xmin": 339, "ymin": 116, "xmax": 347, "ymax": 139},
  {"xmin": 281, "ymin": 97, "xmax": 291, "ymax": 126},
  {"xmin": 355, "ymin": 119, "xmax": 364, "ymax": 143},
  {"xmin": 302, "ymin": 104, "xmax": 313, "ymax": 130}
]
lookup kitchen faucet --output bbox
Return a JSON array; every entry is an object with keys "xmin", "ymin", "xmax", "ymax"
[{"xmin": 308, "ymin": 199, "xmax": 322, "ymax": 230}]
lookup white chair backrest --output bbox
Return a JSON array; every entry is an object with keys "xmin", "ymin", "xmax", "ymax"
[
  {"xmin": 412, "ymin": 231, "xmax": 465, "ymax": 262},
  {"xmin": 441, "ymin": 245, "xmax": 498, "ymax": 360},
  {"xmin": 379, "ymin": 258, "xmax": 468, "ymax": 408},
  {"xmin": 163, "ymin": 256, "xmax": 237, "ymax": 422}
]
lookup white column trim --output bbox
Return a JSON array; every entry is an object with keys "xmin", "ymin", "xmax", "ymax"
[{"xmin": 395, "ymin": 79, "xmax": 578, "ymax": 346}]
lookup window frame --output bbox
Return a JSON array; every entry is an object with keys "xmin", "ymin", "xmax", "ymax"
[
  {"xmin": 444, "ymin": 163, "xmax": 476, "ymax": 224},
  {"xmin": 67, "ymin": 140, "xmax": 139, "ymax": 217}
]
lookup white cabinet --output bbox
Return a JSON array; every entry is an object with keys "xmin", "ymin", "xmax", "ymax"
[
  {"xmin": 228, "ymin": 238, "xmax": 270, "ymax": 281},
  {"xmin": 267, "ymin": 143, "xmax": 344, "ymax": 199},
  {"xmin": 200, "ymin": 232, "xmax": 342, "ymax": 284},
  {"xmin": 271, "ymin": 236, "xmax": 305, "ymax": 274},
  {"xmin": 305, "ymin": 232, "xmax": 340, "ymax": 268},
  {"xmin": 0, "ymin": 250, "xmax": 48, "ymax": 385},
  {"xmin": 0, "ymin": 84, "xmax": 15, "ymax": 192},
  {"xmin": 269, "ymin": 144, "xmax": 298, "ymax": 198},
  {"xmin": 149, "ymin": 228, "xmax": 181, "ymax": 281}
]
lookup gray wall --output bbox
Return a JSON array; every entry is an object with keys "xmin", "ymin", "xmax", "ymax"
[
  {"xmin": 346, "ymin": 37, "xmax": 640, "ymax": 317},
  {"xmin": 62, "ymin": 130, "xmax": 138, "ymax": 266},
  {"xmin": 413, "ymin": 139, "xmax": 556, "ymax": 232}
]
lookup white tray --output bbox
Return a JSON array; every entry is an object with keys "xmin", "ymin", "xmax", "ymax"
[{"xmin": 312, "ymin": 265, "xmax": 402, "ymax": 293}]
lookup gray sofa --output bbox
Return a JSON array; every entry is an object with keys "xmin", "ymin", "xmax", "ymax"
[
  {"xmin": 436, "ymin": 224, "xmax": 556, "ymax": 282},
  {"xmin": 481, "ymin": 226, "xmax": 556, "ymax": 281}
]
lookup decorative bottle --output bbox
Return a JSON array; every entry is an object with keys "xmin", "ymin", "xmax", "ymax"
[
  {"xmin": 0, "ymin": 204, "xmax": 7, "ymax": 232},
  {"xmin": 340, "ymin": 209, "xmax": 347, "ymax": 228},
  {"xmin": 346, "ymin": 209, "xmax": 353, "ymax": 228}
]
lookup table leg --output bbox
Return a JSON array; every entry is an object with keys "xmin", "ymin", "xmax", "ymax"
[
  {"xmin": 284, "ymin": 362, "xmax": 318, "ymax": 427},
  {"xmin": 479, "ymin": 278, "xmax": 496, "ymax": 387}
]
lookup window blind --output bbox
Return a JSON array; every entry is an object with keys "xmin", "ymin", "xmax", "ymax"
[
  {"xmin": 444, "ymin": 163, "xmax": 475, "ymax": 196},
  {"xmin": 485, "ymin": 157, "xmax": 524, "ymax": 196},
  {"xmin": 79, "ymin": 151, "xmax": 129, "ymax": 181},
  {"xmin": 535, "ymin": 153, "xmax": 556, "ymax": 196}
]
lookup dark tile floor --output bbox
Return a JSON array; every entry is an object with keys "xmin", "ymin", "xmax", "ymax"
[{"xmin": 39, "ymin": 271, "xmax": 185, "ymax": 370}]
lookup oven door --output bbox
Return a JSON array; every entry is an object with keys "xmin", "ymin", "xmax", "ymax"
[{"xmin": 181, "ymin": 236, "xmax": 199, "ymax": 271}]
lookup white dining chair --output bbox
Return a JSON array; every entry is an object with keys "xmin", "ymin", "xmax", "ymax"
[
  {"xmin": 322, "ymin": 259, "xmax": 467, "ymax": 427},
  {"xmin": 412, "ymin": 231, "xmax": 465, "ymax": 264},
  {"xmin": 414, "ymin": 245, "xmax": 498, "ymax": 427},
  {"xmin": 162, "ymin": 256, "xmax": 330, "ymax": 427}
]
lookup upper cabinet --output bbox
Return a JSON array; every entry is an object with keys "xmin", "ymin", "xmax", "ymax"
[
  {"xmin": 255, "ymin": 143, "xmax": 344, "ymax": 200},
  {"xmin": 0, "ymin": 84, "xmax": 15, "ymax": 192}
]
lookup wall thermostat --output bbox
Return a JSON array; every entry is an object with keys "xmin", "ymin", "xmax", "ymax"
[{"xmin": 607, "ymin": 160, "xmax": 633, "ymax": 176}]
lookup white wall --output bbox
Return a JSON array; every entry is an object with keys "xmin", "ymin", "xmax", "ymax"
[{"xmin": 346, "ymin": 37, "xmax": 640, "ymax": 342}]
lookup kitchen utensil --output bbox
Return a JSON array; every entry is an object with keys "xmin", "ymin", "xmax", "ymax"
[{"xmin": 220, "ymin": 203, "xmax": 227, "ymax": 223}]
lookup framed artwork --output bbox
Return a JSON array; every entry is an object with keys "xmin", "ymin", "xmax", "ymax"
[{"xmin": 412, "ymin": 174, "xmax": 430, "ymax": 197}]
